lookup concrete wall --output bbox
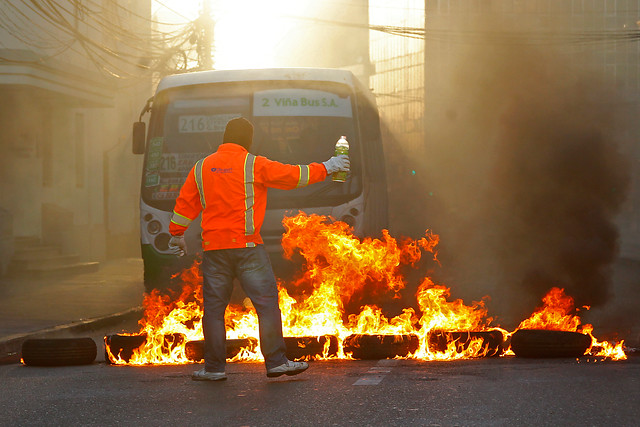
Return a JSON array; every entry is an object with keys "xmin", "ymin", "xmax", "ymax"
[
  {"xmin": 99, "ymin": 86, "xmax": 147, "ymax": 259},
  {"xmin": 0, "ymin": 0, "xmax": 152, "ymax": 263},
  {"xmin": 0, "ymin": 91, "xmax": 45, "ymax": 238}
]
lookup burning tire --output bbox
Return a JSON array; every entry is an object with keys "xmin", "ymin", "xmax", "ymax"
[
  {"xmin": 185, "ymin": 338, "xmax": 259, "ymax": 362},
  {"xmin": 510, "ymin": 329, "xmax": 591, "ymax": 358},
  {"xmin": 104, "ymin": 334, "xmax": 147, "ymax": 363},
  {"xmin": 21, "ymin": 338, "xmax": 97, "ymax": 366},
  {"xmin": 105, "ymin": 333, "xmax": 186, "ymax": 364},
  {"xmin": 428, "ymin": 330, "xmax": 505, "ymax": 357},
  {"xmin": 285, "ymin": 336, "xmax": 338, "ymax": 360},
  {"xmin": 343, "ymin": 334, "xmax": 419, "ymax": 360}
]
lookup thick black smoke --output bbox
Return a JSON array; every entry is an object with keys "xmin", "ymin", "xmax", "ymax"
[
  {"xmin": 489, "ymin": 75, "xmax": 628, "ymax": 307},
  {"xmin": 411, "ymin": 24, "xmax": 631, "ymax": 325}
]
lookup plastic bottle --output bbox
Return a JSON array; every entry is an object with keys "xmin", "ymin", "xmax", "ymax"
[{"xmin": 332, "ymin": 135, "xmax": 349, "ymax": 182}]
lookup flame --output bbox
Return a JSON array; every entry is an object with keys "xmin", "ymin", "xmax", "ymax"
[
  {"xmin": 105, "ymin": 212, "xmax": 626, "ymax": 365},
  {"xmin": 514, "ymin": 287, "xmax": 626, "ymax": 360},
  {"xmin": 279, "ymin": 213, "xmax": 496, "ymax": 360},
  {"xmin": 106, "ymin": 262, "xmax": 261, "ymax": 365},
  {"xmin": 517, "ymin": 287, "xmax": 584, "ymax": 331}
]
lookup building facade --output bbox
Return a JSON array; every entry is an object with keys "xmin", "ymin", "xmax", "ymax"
[{"xmin": 0, "ymin": 1, "xmax": 153, "ymax": 273}]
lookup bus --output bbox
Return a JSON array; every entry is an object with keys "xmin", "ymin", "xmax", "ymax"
[{"xmin": 132, "ymin": 68, "xmax": 388, "ymax": 292}]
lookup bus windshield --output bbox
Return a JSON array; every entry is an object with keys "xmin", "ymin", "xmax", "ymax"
[{"xmin": 142, "ymin": 81, "xmax": 361, "ymax": 211}]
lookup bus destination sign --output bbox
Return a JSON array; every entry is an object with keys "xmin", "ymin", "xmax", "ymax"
[{"xmin": 253, "ymin": 89, "xmax": 352, "ymax": 118}]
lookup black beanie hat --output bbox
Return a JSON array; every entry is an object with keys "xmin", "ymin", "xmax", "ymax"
[{"xmin": 223, "ymin": 117, "xmax": 253, "ymax": 149}]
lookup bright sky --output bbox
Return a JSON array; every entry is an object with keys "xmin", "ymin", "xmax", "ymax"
[{"xmin": 153, "ymin": 0, "xmax": 311, "ymax": 69}]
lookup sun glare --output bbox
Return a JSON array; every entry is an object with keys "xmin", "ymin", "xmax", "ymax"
[{"xmin": 154, "ymin": 0, "xmax": 308, "ymax": 70}]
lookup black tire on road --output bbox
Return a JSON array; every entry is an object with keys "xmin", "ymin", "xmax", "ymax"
[
  {"xmin": 343, "ymin": 334, "xmax": 419, "ymax": 360},
  {"xmin": 21, "ymin": 338, "xmax": 97, "ymax": 366},
  {"xmin": 511, "ymin": 329, "xmax": 591, "ymax": 358},
  {"xmin": 104, "ymin": 333, "xmax": 186, "ymax": 363},
  {"xmin": 104, "ymin": 334, "xmax": 147, "ymax": 363},
  {"xmin": 185, "ymin": 340, "xmax": 204, "ymax": 361},
  {"xmin": 185, "ymin": 338, "xmax": 259, "ymax": 362},
  {"xmin": 428, "ymin": 330, "xmax": 505, "ymax": 357},
  {"xmin": 285, "ymin": 335, "xmax": 338, "ymax": 360}
]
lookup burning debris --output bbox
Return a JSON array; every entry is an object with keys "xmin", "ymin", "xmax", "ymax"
[
  {"xmin": 509, "ymin": 287, "xmax": 626, "ymax": 360},
  {"xmin": 104, "ymin": 213, "xmax": 626, "ymax": 365}
]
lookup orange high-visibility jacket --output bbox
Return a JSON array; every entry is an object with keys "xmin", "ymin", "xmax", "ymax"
[{"xmin": 169, "ymin": 143, "xmax": 328, "ymax": 250}]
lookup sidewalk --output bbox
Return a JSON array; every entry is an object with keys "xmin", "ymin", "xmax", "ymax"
[{"xmin": 0, "ymin": 257, "xmax": 145, "ymax": 361}]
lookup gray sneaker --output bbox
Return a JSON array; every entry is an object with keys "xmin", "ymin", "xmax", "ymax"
[
  {"xmin": 192, "ymin": 368, "xmax": 227, "ymax": 381},
  {"xmin": 266, "ymin": 360, "xmax": 309, "ymax": 378}
]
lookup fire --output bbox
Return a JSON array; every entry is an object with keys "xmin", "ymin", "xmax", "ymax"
[
  {"xmin": 105, "ymin": 212, "xmax": 626, "ymax": 365},
  {"xmin": 517, "ymin": 287, "xmax": 584, "ymax": 331},
  {"xmin": 514, "ymin": 287, "xmax": 626, "ymax": 360}
]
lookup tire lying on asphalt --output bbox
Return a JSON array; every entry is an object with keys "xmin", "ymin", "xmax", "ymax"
[
  {"xmin": 428, "ymin": 330, "xmax": 505, "ymax": 357},
  {"xmin": 510, "ymin": 329, "xmax": 592, "ymax": 358},
  {"xmin": 343, "ymin": 334, "xmax": 419, "ymax": 360},
  {"xmin": 185, "ymin": 338, "xmax": 259, "ymax": 362},
  {"xmin": 21, "ymin": 338, "xmax": 97, "ymax": 366},
  {"xmin": 104, "ymin": 334, "xmax": 147, "ymax": 363},
  {"xmin": 105, "ymin": 333, "xmax": 186, "ymax": 363},
  {"xmin": 285, "ymin": 336, "xmax": 338, "ymax": 360}
]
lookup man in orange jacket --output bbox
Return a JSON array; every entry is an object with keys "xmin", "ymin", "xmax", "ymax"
[{"xmin": 168, "ymin": 117, "xmax": 349, "ymax": 381}]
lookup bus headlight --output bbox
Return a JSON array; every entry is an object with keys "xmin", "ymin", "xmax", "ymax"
[
  {"xmin": 340, "ymin": 215, "xmax": 356, "ymax": 228},
  {"xmin": 147, "ymin": 220, "xmax": 162, "ymax": 235},
  {"xmin": 154, "ymin": 233, "xmax": 171, "ymax": 251}
]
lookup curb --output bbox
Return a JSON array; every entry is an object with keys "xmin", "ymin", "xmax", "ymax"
[{"xmin": 0, "ymin": 306, "xmax": 143, "ymax": 365}]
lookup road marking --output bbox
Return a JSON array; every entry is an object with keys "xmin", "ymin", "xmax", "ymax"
[{"xmin": 353, "ymin": 359, "xmax": 398, "ymax": 386}]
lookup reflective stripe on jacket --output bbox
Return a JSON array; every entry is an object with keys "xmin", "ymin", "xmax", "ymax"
[{"xmin": 169, "ymin": 143, "xmax": 328, "ymax": 250}]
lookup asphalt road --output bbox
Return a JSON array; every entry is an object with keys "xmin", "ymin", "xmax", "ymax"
[{"xmin": 2, "ymin": 354, "xmax": 638, "ymax": 426}]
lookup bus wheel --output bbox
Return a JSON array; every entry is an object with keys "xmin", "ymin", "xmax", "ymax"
[{"xmin": 21, "ymin": 338, "xmax": 97, "ymax": 366}]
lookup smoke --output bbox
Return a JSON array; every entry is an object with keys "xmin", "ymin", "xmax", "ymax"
[{"xmin": 416, "ymin": 18, "xmax": 631, "ymax": 325}]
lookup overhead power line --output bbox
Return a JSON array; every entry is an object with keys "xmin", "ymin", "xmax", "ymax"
[
  {"xmin": 154, "ymin": 0, "xmax": 192, "ymax": 22},
  {"xmin": 0, "ymin": 0, "xmax": 201, "ymax": 79},
  {"xmin": 3, "ymin": 1, "xmax": 638, "ymax": 79},
  {"xmin": 288, "ymin": 15, "xmax": 640, "ymax": 45}
]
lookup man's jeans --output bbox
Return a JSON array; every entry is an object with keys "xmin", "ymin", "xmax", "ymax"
[{"xmin": 201, "ymin": 245, "xmax": 288, "ymax": 372}]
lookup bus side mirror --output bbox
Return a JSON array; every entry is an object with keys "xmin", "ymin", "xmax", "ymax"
[{"xmin": 132, "ymin": 121, "xmax": 146, "ymax": 154}]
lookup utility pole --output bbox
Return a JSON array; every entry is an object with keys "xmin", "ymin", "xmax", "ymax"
[
  {"xmin": 423, "ymin": 0, "xmax": 428, "ymax": 148},
  {"xmin": 198, "ymin": 0, "xmax": 214, "ymax": 70}
]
